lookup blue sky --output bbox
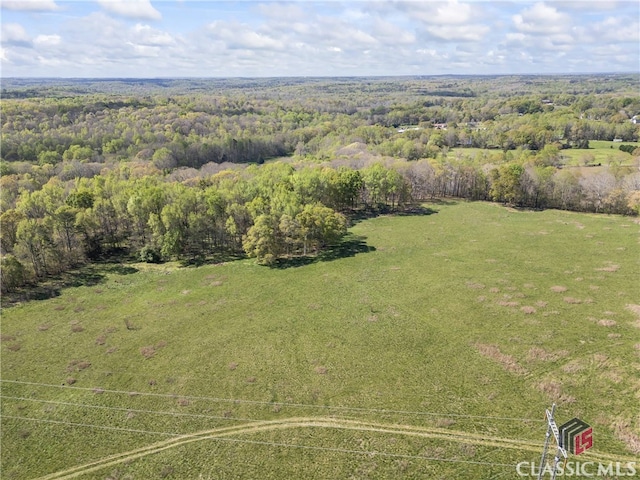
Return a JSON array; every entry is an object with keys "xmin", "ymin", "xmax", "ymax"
[{"xmin": 1, "ymin": 1, "xmax": 638, "ymax": 77}]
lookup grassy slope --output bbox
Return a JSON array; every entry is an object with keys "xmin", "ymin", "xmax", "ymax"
[{"xmin": 2, "ymin": 201, "xmax": 639, "ymax": 479}]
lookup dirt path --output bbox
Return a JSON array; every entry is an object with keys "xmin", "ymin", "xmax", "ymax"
[{"xmin": 37, "ymin": 416, "xmax": 636, "ymax": 479}]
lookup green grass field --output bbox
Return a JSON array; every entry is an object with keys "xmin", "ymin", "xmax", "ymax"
[{"xmin": 2, "ymin": 201, "xmax": 639, "ymax": 479}]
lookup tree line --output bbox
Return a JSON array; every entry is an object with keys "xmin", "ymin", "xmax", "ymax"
[{"xmin": 2, "ymin": 155, "xmax": 638, "ymax": 293}]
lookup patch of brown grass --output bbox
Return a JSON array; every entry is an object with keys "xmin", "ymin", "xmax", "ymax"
[
  {"xmin": 140, "ymin": 346, "xmax": 156, "ymax": 359},
  {"xmin": 520, "ymin": 306, "xmax": 536, "ymax": 314},
  {"xmin": 66, "ymin": 377, "xmax": 76, "ymax": 385},
  {"xmin": 177, "ymin": 398, "xmax": 190, "ymax": 407},
  {"xmin": 95, "ymin": 335, "xmax": 106, "ymax": 346},
  {"xmin": 610, "ymin": 417, "xmax": 640, "ymax": 454},
  {"xmin": 67, "ymin": 360, "xmax": 91, "ymax": 372},
  {"xmin": 314, "ymin": 366, "xmax": 328, "ymax": 375},
  {"xmin": 535, "ymin": 301, "xmax": 548, "ymax": 307},
  {"xmin": 435, "ymin": 418, "xmax": 456, "ymax": 428},
  {"xmin": 626, "ymin": 304, "xmax": 640, "ymax": 317},
  {"xmin": 0, "ymin": 334, "xmax": 16, "ymax": 342},
  {"xmin": 536, "ymin": 379, "xmax": 576, "ymax": 403},
  {"xmin": 527, "ymin": 347, "xmax": 568, "ymax": 362},
  {"xmin": 367, "ymin": 315, "xmax": 378, "ymax": 322},
  {"xmin": 38, "ymin": 324, "xmax": 50, "ymax": 331},
  {"xmin": 589, "ymin": 285, "xmax": 600, "ymax": 290},
  {"xmin": 608, "ymin": 333, "xmax": 622, "ymax": 339},
  {"xmin": 597, "ymin": 319, "xmax": 617, "ymax": 327},
  {"xmin": 561, "ymin": 360, "xmax": 585, "ymax": 374},
  {"xmin": 228, "ymin": 362, "xmax": 238, "ymax": 371},
  {"xmin": 550, "ymin": 286, "xmax": 568, "ymax": 293},
  {"xmin": 466, "ymin": 282, "xmax": 485, "ymax": 289},
  {"xmin": 210, "ymin": 281, "xmax": 224, "ymax": 287},
  {"xmin": 474, "ymin": 343, "xmax": 527, "ymax": 375},
  {"xmin": 596, "ymin": 263, "xmax": 620, "ymax": 272},
  {"xmin": 106, "ymin": 347, "xmax": 117, "ymax": 354},
  {"xmin": 246, "ymin": 376, "xmax": 256, "ymax": 383},
  {"xmin": 489, "ymin": 287, "xmax": 500, "ymax": 293},
  {"xmin": 523, "ymin": 283, "xmax": 536, "ymax": 289},
  {"xmin": 563, "ymin": 297, "xmax": 582, "ymax": 304},
  {"xmin": 497, "ymin": 301, "xmax": 519, "ymax": 307},
  {"xmin": 7, "ymin": 343, "xmax": 21, "ymax": 352}
]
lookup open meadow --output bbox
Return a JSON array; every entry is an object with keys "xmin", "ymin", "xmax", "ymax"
[{"xmin": 2, "ymin": 201, "xmax": 639, "ymax": 479}]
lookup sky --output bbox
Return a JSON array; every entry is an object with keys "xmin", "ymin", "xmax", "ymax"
[{"xmin": 1, "ymin": 0, "xmax": 639, "ymax": 77}]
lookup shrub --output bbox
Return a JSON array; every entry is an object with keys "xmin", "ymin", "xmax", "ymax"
[{"xmin": 139, "ymin": 245, "xmax": 162, "ymax": 263}]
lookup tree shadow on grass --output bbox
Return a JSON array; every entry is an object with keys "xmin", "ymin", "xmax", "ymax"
[
  {"xmin": 347, "ymin": 203, "xmax": 439, "ymax": 226},
  {"xmin": 1, "ymin": 262, "xmax": 140, "ymax": 308},
  {"xmin": 270, "ymin": 234, "xmax": 376, "ymax": 269},
  {"xmin": 2, "ymin": 266, "xmax": 106, "ymax": 307}
]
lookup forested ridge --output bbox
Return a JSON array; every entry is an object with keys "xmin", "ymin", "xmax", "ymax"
[{"xmin": 1, "ymin": 75, "xmax": 639, "ymax": 294}]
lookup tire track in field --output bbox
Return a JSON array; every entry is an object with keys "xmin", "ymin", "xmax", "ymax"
[{"xmin": 36, "ymin": 417, "xmax": 636, "ymax": 480}]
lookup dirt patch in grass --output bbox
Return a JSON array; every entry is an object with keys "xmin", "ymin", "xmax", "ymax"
[
  {"xmin": 69, "ymin": 322, "xmax": 85, "ymax": 333},
  {"xmin": 435, "ymin": 418, "xmax": 456, "ymax": 428},
  {"xmin": 140, "ymin": 346, "xmax": 156, "ymax": 359},
  {"xmin": 489, "ymin": 287, "xmax": 500, "ymax": 293},
  {"xmin": 597, "ymin": 319, "xmax": 617, "ymax": 327},
  {"xmin": 536, "ymin": 379, "xmax": 576, "ymax": 404},
  {"xmin": 520, "ymin": 306, "xmax": 536, "ymax": 314},
  {"xmin": 523, "ymin": 283, "xmax": 536, "ymax": 289},
  {"xmin": 106, "ymin": 347, "xmax": 117, "ymax": 354},
  {"xmin": 563, "ymin": 297, "xmax": 582, "ymax": 304},
  {"xmin": 367, "ymin": 315, "xmax": 378, "ymax": 322},
  {"xmin": 596, "ymin": 263, "xmax": 620, "ymax": 272},
  {"xmin": 37, "ymin": 324, "xmax": 50, "ymax": 331},
  {"xmin": 527, "ymin": 347, "xmax": 568, "ymax": 362},
  {"xmin": 589, "ymin": 285, "xmax": 600, "ymax": 290},
  {"xmin": 497, "ymin": 301, "xmax": 519, "ymax": 307},
  {"xmin": 177, "ymin": 398, "xmax": 190, "ymax": 407},
  {"xmin": 7, "ymin": 343, "xmax": 22, "ymax": 352},
  {"xmin": 626, "ymin": 304, "xmax": 640, "ymax": 316},
  {"xmin": 210, "ymin": 281, "xmax": 224, "ymax": 287},
  {"xmin": 551, "ymin": 286, "xmax": 568, "ymax": 293},
  {"xmin": 610, "ymin": 417, "xmax": 640, "ymax": 455},
  {"xmin": 474, "ymin": 343, "xmax": 527, "ymax": 375},
  {"xmin": 95, "ymin": 335, "xmax": 106, "ymax": 345},
  {"xmin": 0, "ymin": 334, "xmax": 16, "ymax": 343},
  {"xmin": 561, "ymin": 360, "xmax": 585, "ymax": 374},
  {"xmin": 246, "ymin": 376, "xmax": 256, "ymax": 383},
  {"xmin": 66, "ymin": 377, "xmax": 76, "ymax": 385},
  {"xmin": 314, "ymin": 366, "xmax": 328, "ymax": 375},
  {"xmin": 535, "ymin": 301, "xmax": 548, "ymax": 307},
  {"xmin": 67, "ymin": 360, "xmax": 91, "ymax": 372},
  {"xmin": 228, "ymin": 362, "xmax": 238, "ymax": 370},
  {"xmin": 466, "ymin": 282, "xmax": 485, "ymax": 289},
  {"xmin": 53, "ymin": 305, "xmax": 66, "ymax": 311},
  {"xmin": 608, "ymin": 333, "xmax": 622, "ymax": 339}
]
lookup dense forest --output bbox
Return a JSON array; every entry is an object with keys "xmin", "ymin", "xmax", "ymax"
[{"xmin": 1, "ymin": 75, "xmax": 639, "ymax": 293}]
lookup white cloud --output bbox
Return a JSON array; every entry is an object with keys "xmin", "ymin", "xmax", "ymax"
[
  {"xmin": 1, "ymin": 0, "xmax": 59, "ymax": 11},
  {"xmin": 1, "ymin": 23, "xmax": 31, "ymax": 45},
  {"xmin": 404, "ymin": 0, "xmax": 473, "ymax": 25},
  {"xmin": 425, "ymin": 24, "xmax": 490, "ymax": 42},
  {"xmin": 34, "ymin": 34, "xmax": 61, "ymax": 46},
  {"xmin": 132, "ymin": 24, "xmax": 174, "ymax": 46},
  {"xmin": 96, "ymin": 0, "xmax": 161, "ymax": 21},
  {"xmin": 513, "ymin": 3, "xmax": 571, "ymax": 35},
  {"xmin": 207, "ymin": 21, "xmax": 285, "ymax": 51}
]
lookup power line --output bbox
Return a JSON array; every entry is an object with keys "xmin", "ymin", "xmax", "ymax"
[
  {"xmin": 2, "ymin": 415, "xmax": 516, "ymax": 469},
  {"xmin": 0, "ymin": 379, "xmax": 543, "ymax": 423},
  {"xmin": 0, "ymin": 396, "xmax": 259, "ymax": 423}
]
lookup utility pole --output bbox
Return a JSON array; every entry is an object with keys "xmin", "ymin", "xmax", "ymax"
[{"xmin": 537, "ymin": 403, "xmax": 567, "ymax": 480}]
